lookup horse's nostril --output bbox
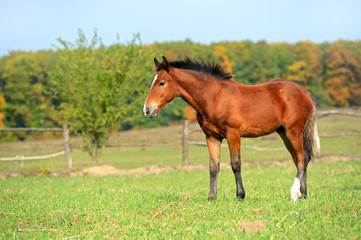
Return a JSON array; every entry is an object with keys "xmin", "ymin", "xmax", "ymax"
[{"xmin": 145, "ymin": 104, "xmax": 157, "ymax": 117}]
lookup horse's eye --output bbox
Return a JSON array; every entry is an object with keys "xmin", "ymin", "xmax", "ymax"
[{"xmin": 159, "ymin": 82, "xmax": 166, "ymax": 86}]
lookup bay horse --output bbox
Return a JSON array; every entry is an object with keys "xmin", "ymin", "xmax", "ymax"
[{"xmin": 143, "ymin": 56, "xmax": 316, "ymax": 201}]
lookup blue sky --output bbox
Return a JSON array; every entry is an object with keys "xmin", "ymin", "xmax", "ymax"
[{"xmin": 0, "ymin": 0, "xmax": 360, "ymax": 56}]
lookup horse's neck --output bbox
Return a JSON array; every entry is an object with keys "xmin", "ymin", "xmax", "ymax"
[{"xmin": 174, "ymin": 70, "xmax": 216, "ymax": 115}]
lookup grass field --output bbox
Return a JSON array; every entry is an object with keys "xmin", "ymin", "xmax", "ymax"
[
  {"xmin": 1, "ymin": 160, "xmax": 360, "ymax": 239},
  {"xmin": 0, "ymin": 114, "xmax": 360, "ymax": 238}
]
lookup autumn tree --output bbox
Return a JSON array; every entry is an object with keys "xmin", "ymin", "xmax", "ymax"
[
  {"xmin": 0, "ymin": 90, "xmax": 6, "ymax": 128},
  {"xmin": 323, "ymin": 41, "xmax": 361, "ymax": 106},
  {"xmin": 213, "ymin": 44, "xmax": 235, "ymax": 73},
  {"xmin": 51, "ymin": 30, "xmax": 154, "ymax": 164},
  {"xmin": 284, "ymin": 41, "xmax": 329, "ymax": 106},
  {"xmin": 183, "ymin": 106, "xmax": 196, "ymax": 121}
]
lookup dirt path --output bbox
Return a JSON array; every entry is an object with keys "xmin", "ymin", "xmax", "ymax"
[{"xmin": 69, "ymin": 155, "xmax": 359, "ymax": 177}]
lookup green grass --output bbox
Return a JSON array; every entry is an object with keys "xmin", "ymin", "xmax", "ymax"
[
  {"xmin": 1, "ymin": 114, "xmax": 360, "ymax": 239},
  {"xmin": 1, "ymin": 160, "xmax": 360, "ymax": 239}
]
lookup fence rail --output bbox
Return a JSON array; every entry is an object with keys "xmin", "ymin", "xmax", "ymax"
[
  {"xmin": 0, "ymin": 127, "xmax": 63, "ymax": 132},
  {"xmin": 1, "ymin": 109, "xmax": 360, "ymax": 168},
  {"xmin": 185, "ymin": 109, "xmax": 361, "ymax": 160},
  {"xmin": 0, "ymin": 125, "xmax": 72, "ymax": 171},
  {"xmin": 314, "ymin": 110, "xmax": 361, "ymax": 155},
  {"xmin": 0, "ymin": 151, "xmax": 65, "ymax": 161},
  {"xmin": 188, "ymin": 141, "xmax": 285, "ymax": 151},
  {"xmin": 106, "ymin": 142, "xmax": 181, "ymax": 148},
  {"xmin": 317, "ymin": 109, "xmax": 361, "ymax": 118}
]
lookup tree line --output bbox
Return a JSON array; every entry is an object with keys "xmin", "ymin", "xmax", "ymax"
[{"xmin": 1, "ymin": 32, "xmax": 360, "ymax": 144}]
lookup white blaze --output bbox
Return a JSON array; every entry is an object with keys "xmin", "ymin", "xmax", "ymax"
[
  {"xmin": 290, "ymin": 177, "xmax": 301, "ymax": 202},
  {"xmin": 143, "ymin": 74, "xmax": 158, "ymax": 115},
  {"xmin": 151, "ymin": 74, "xmax": 158, "ymax": 87}
]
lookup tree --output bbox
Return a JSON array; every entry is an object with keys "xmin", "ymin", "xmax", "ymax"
[
  {"xmin": 283, "ymin": 41, "xmax": 323, "ymax": 86},
  {"xmin": 243, "ymin": 41, "xmax": 281, "ymax": 84},
  {"xmin": 213, "ymin": 45, "xmax": 235, "ymax": 73},
  {"xmin": 51, "ymin": 30, "xmax": 154, "ymax": 164},
  {"xmin": 0, "ymin": 90, "xmax": 6, "ymax": 128},
  {"xmin": 323, "ymin": 41, "xmax": 361, "ymax": 106},
  {"xmin": 0, "ymin": 52, "xmax": 54, "ymax": 139},
  {"xmin": 284, "ymin": 41, "xmax": 328, "ymax": 106}
]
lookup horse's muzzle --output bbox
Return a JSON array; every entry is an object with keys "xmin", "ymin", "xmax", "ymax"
[{"xmin": 144, "ymin": 104, "xmax": 157, "ymax": 118}]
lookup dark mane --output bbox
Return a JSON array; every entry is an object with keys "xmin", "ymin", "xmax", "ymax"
[{"xmin": 157, "ymin": 57, "xmax": 233, "ymax": 80}]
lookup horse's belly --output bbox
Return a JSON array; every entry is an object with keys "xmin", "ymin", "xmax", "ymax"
[
  {"xmin": 238, "ymin": 112, "xmax": 282, "ymax": 137},
  {"xmin": 240, "ymin": 124, "xmax": 280, "ymax": 137}
]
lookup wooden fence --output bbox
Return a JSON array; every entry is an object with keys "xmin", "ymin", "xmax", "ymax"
[
  {"xmin": 181, "ymin": 109, "xmax": 361, "ymax": 163},
  {"xmin": 0, "ymin": 109, "xmax": 360, "ymax": 169},
  {"xmin": 0, "ymin": 125, "xmax": 72, "ymax": 171},
  {"xmin": 314, "ymin": 110, "xmax": 361, "ymax": 155}
]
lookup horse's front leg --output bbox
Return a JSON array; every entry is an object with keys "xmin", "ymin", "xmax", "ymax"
[
  {"xmin": 206, "ymin": 136, "xmax": 221, "ymax": 201},
  {"xmin": 226, "ymin": 130, "xmax": 245, "ymax": 201}
]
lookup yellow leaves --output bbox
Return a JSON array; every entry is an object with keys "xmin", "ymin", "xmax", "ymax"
[
  {"xmin": 0, "ymin": 112, "xmax": 5, "ymax": 128},
  {"xmin": 0, "ymin": 93, "xmax": 7, "ymax": 128},
  {"xmin": 289, "ymin": 61, "xmax": 306, "ymax": 70},
  {"xmin": 213, "ymin": 45, "xmax": 235, "ymax": 73},
  {"xmin": 0, "ymin": 93, "xmax": 6, "ymax": 109},
  {"xmin": 284, "ymin": 61, "xmax": 309, "ymax": 84},
  {"xmin": 183, "ymin": 106, "xmax": 196, "ymax": 121},
  {"xmin": 293, "ymin": 41, "xmax": 322, "ymax": 73}
]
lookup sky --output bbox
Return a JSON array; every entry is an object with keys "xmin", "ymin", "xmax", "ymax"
[{"xmin": 0, "ymin": 0, "xmax": 360, "ymax": 56}]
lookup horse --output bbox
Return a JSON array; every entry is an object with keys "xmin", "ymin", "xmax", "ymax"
[{"xmin": 143, "ymin": 56, "xmax": 316, "ymax": 201}]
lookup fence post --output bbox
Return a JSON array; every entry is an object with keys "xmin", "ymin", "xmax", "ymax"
[
  {"xmin": 62, "ymin": 124, "xmax": 72, "ymax": 171},
  {"xmin": 314, "ymin": 122, "xmax": 321, "ymax": 157},
  {"xmin": 182, "ymin": 120, "xmax": 189, "ymax": 165}
]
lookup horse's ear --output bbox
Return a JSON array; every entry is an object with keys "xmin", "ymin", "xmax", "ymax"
[
  {"xmin": 162, "ymin": 56, "xmax": 169, "ymax": 71},
  {"xmin": 154, "ymin": 58, "xmax": 161, "ymax": 67}
]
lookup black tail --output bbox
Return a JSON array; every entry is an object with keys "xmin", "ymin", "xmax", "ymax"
[{"xmin": 303, "ymin": 102, "xmax": 317, "ymax": 163}]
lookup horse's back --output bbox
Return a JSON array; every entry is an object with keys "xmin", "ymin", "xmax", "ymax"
[
  {"xmin": 257, "ymin": 79, "xmax": 312, "ymax": 108},
  {"xmin": 233, "ymin": 79, "xmax": 313, "ymax": 137}
]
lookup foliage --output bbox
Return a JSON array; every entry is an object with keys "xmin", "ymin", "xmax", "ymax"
[
  {"xmin": 0, "ymin": 38, "xmax": 361, "ymax": 140},
  {"xmin": 0, "ymin": 51, "xmax": 57, "ymax": 140},
  {"xmin": 0, "ymin": 92, "xmax": 6, "ymax": 128},
  {"xmin": 323, "ymin": 41, "xmax": 361, "ymax": 106},
  {"xmin": 184, "ymin": 106, "xmax": 196, "ymax": 121},
  {"xmin": 50, "ymin": 30, "xmax": 154, "ymax": 163}
]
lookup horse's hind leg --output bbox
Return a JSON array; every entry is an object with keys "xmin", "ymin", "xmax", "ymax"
[
  {"xmin": 206, "ymin": 136, "xmax": 221, "ymax": 201},
  {"xmin": 226, "ymin": 130, "xmax": 245, "ymax": 201},
  {"xmin": 278, "ymin": 127, "xmax": 308, "ymax": 201}
]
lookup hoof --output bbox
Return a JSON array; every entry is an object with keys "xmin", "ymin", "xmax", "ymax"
[
  {"xmin": 291, "ymin": 193, "xmax": 307, "ymax": 201},
  {"xmin": 290, "ymin": 191, "xmax": 302, "ymax": 202},
  {"xmin": 237, "ymin": 192, "xmax": 245, "ymax": 201},
  {"xmin": 208, "ymin": 195, "xmax": 217, "ymax": 201},
  {"xmin": 237, "ymin": 196, "xmax": 245, "ymax": 202}
]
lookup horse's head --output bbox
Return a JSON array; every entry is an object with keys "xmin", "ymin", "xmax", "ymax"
[{"xmin": 143, "ymin": 56, "xmax": 179, "ymax": 118}]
